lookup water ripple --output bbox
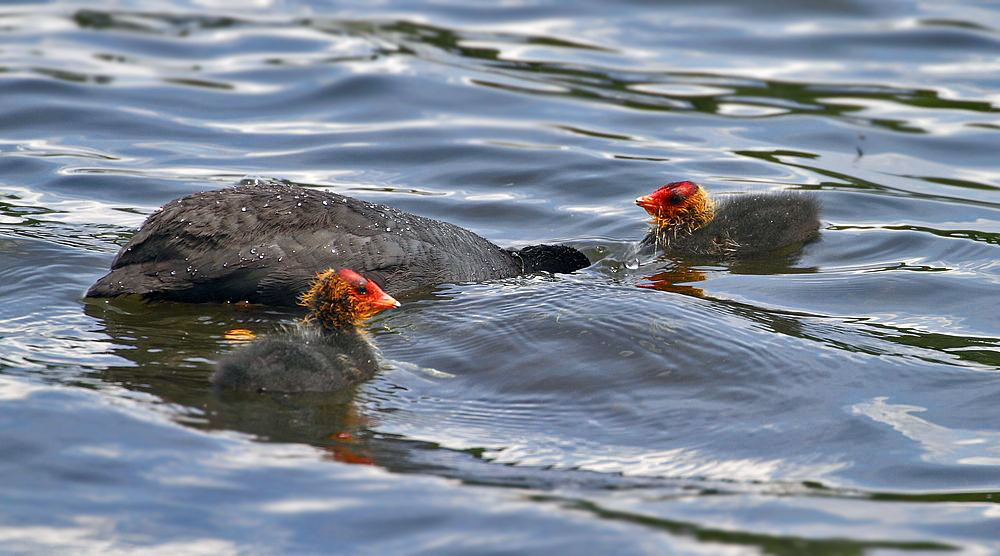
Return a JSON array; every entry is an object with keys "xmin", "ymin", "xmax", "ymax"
[{"xmin": 4, "ymin": 0, "xmax": 1000, "ymax": 552}]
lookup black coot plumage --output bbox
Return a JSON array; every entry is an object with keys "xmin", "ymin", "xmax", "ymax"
[
  {"xmin": 636, "ymin": 181, "xmax": 820, "ymax": 256},
  {"xmin": 87, "ymin": 180, "xmax": 590, "ymax": 305},
  {"xmin": 212, "ymin": 268, "xmax": 399, "ymax": 393}
]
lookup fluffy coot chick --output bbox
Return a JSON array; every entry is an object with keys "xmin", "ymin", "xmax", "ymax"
[
  {"xmin": 212, "ymin": 268, "xmax": 399, "ymax": 393},
  {"xmin": 636, "ymin": 181, "xmax": 820, "ymax": 256},
  {"xmin": 87, "ymin": 180, "xmax": 590, "ymax": 305}
]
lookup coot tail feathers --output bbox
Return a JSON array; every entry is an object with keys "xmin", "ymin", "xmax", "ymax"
[{"xmin": 510, "ymin": 244, "xmax": 591, "ymax": 274}]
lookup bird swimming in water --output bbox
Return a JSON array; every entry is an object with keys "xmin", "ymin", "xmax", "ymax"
[
  {"xmin": 87, "ymin": 179, "xmax": 590, "ymax": 306},
  {"xmin": 212, "ymin": 268, "xmax": 399, "ymax": 393},
  {"xmin": 635, "ymin": 180, "xmax": 820, "ymax": 256}
]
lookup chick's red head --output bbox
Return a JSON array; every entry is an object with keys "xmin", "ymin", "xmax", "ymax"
[
  {"xmin": 299, "ymin": 268, "xmax": 400, "ymax": 329},
  {"xmin": 336, "ymin": 269, "xmax": 400, "ymax": 318},
  {"xmin": 635, "ymin": 181, "xmax": 701, "ymax": 217},
  {"xmin": 635, "ymin": 180, "xmax": 715, "ymax": 233}
]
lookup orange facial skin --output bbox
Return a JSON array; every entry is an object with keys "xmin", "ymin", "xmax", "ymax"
[
  {"xmin": 299, "ymin": 268, "xmax": 400, "ymax": 330},
  {"xmin": 635, "ymin": 181, "xmax": 716, "ymax": 237}
]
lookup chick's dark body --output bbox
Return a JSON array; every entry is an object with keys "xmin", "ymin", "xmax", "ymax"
[{"xmin": 213, "ymin": 325, "xmax": 377, "ymax": 393}]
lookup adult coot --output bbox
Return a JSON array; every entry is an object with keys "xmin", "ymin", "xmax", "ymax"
[
  {"xmin": 636, "ymin": 181, "xmax": 820, "ymax": 256},
  {"xmin": 87, "ymin": 180, "xmax": 590, "ymax": 305},
  {"xmin": 212, "ymin": 268, "xmax": 399, "ymax": 393}
]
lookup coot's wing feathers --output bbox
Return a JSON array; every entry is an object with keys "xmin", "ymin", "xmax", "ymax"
[
  {"xmin": 87, "ymin": 189, "xmax": 254, "ymax": 300},
  {"xmin": 251, "ymin": 186, "xmax": 522, "ymax": 300},
  {"xmin": 89, "ymin": 183, "xmax": 521, "ymax": 303}
]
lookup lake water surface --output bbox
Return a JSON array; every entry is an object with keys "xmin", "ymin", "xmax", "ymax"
[{"xmin": 2, "ymin": 0, "xmax": 1000, "ymax": 553}]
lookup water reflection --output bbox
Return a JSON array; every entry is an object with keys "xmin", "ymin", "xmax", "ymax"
[
  {"xmin": 81, "ymin": 297, "xmax": 391, "ymax": 467},
  {"xmin": 539, "ymin": 495, "xmax": 956, "ymax": 555},
  {"xmin": 854, "ymin": 397, "xmax": 1000, "ymax": 466},
  {"xmin": 638, "ymin": 265, "xmax": 708, "ymax": 297}
]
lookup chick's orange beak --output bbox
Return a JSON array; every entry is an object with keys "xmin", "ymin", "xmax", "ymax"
[
  {"xmin": 635, "ymin": 194, "xmax": 659, "ymax": 216},
  {"xmin": 365, "ymin": 282, "xmax": 401, "ymax": 312}
]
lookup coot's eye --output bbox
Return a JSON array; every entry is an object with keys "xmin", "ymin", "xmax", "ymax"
[
  {"xmin": 668, "ymin": 193, "xmax": 684, "ymax": 204},
  {"xmin": 356, "ymin": 285, "xmax": 367, "ymax": 295}
]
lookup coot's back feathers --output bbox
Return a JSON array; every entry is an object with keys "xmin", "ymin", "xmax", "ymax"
[{"xmin": 88, "ymin": 181, "xmax": 589, "ymax": 305}]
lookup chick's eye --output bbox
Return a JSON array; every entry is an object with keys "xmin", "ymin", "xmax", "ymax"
[
  {"xmin": 356, "ymin": 285, "xmax": 367, "ymax": 295},
  {"xmin": 668, "ymin": 193, "xmax": 683, "ymax": 204}
]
